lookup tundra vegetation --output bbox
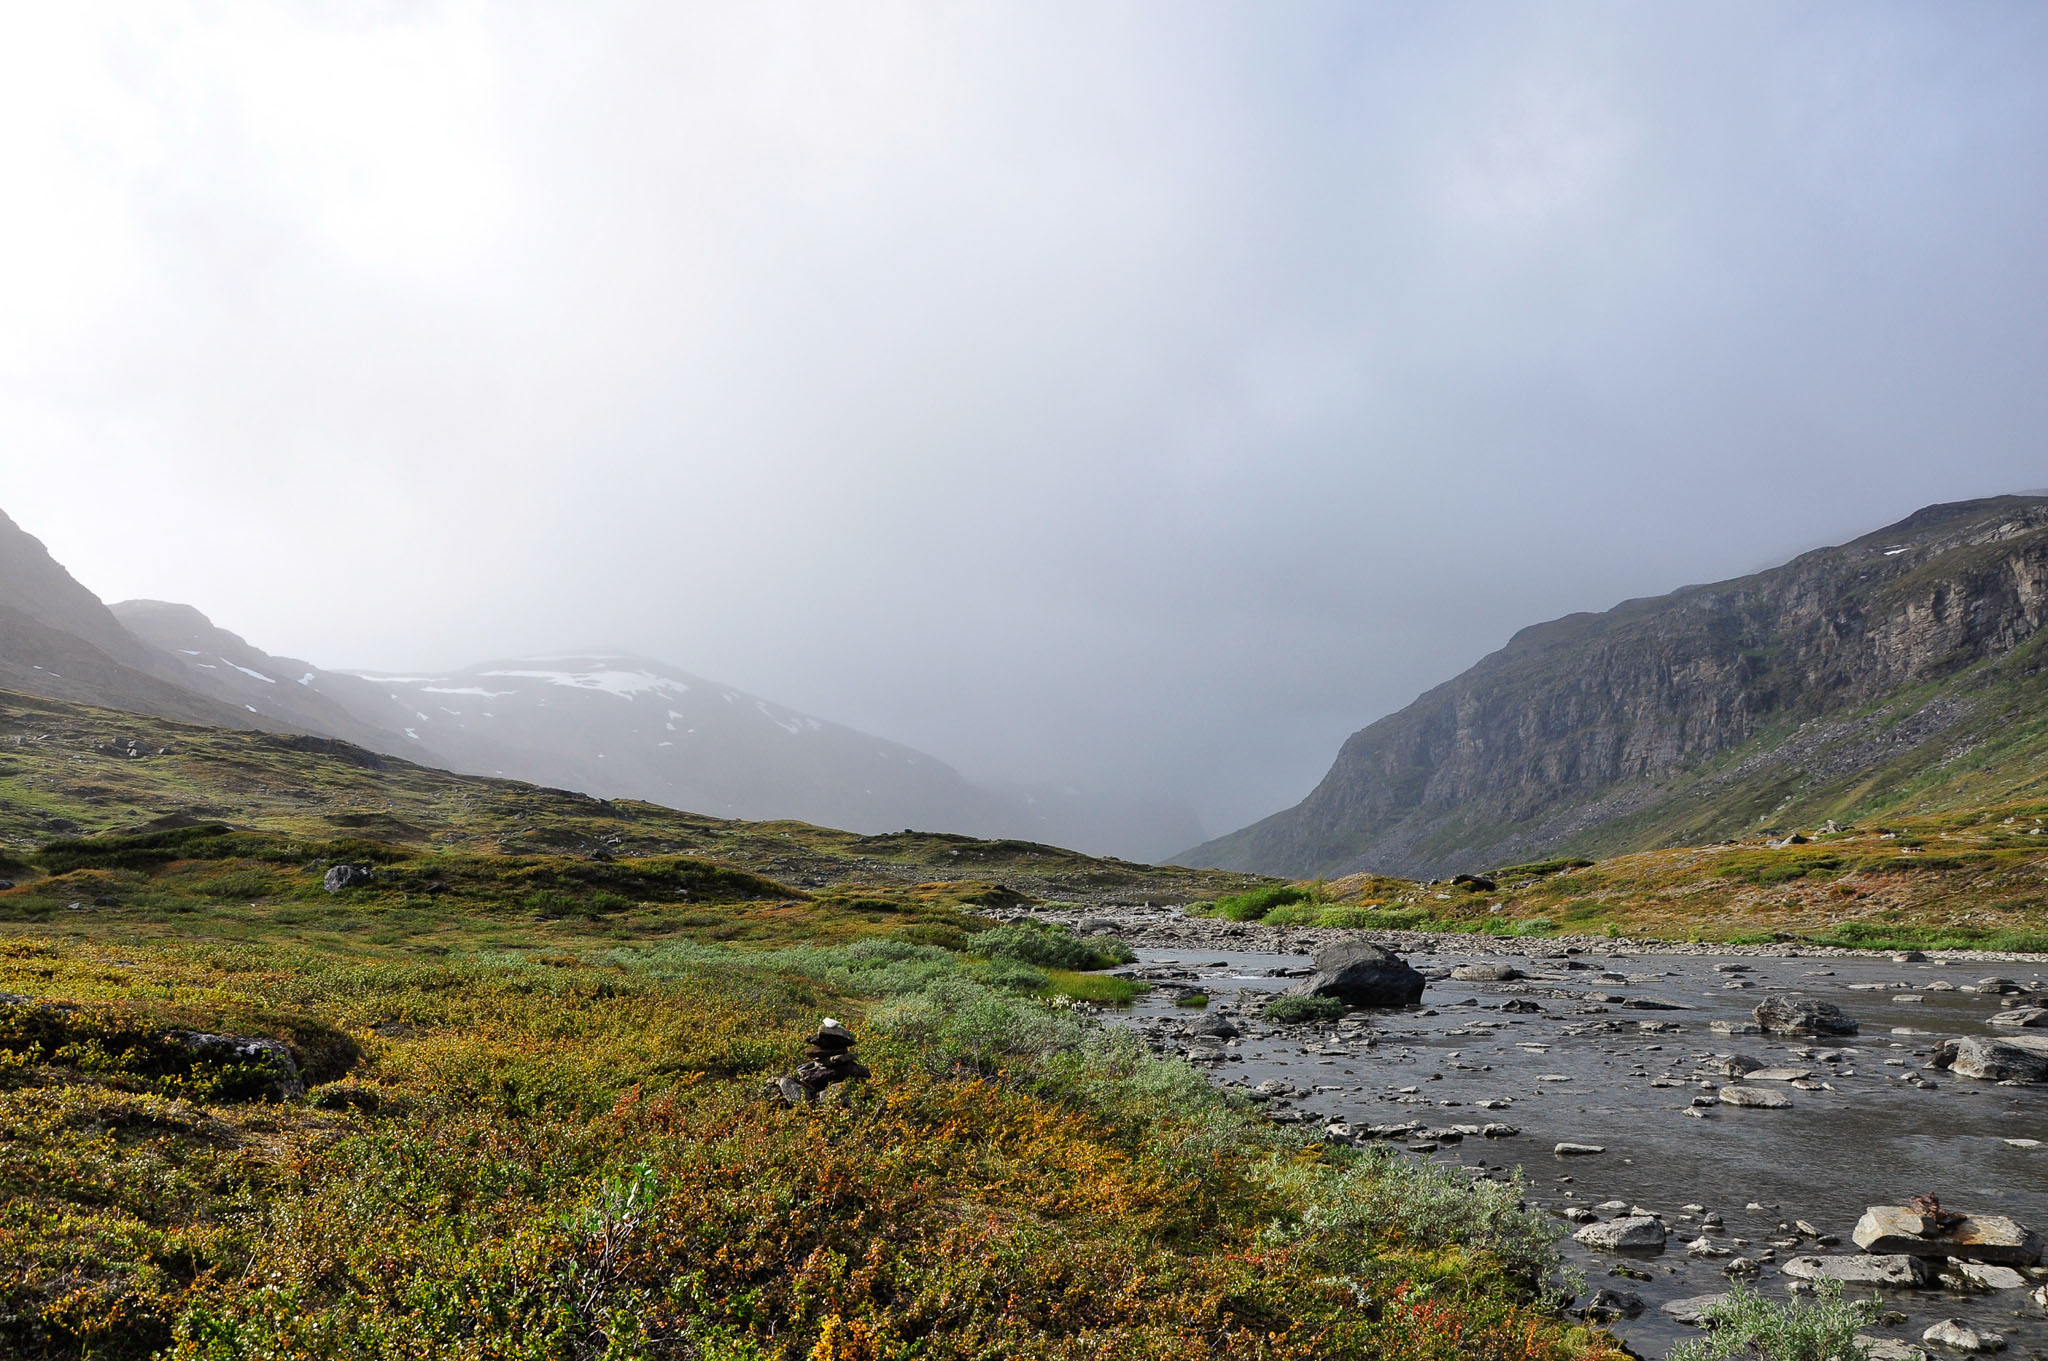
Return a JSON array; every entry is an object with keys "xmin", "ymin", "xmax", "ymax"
[
  {"xmin": 1196, "ymin": 814, "xmax": 2048, "ymax": 952},
  {"xmin": 0, "ymin": 700, "xmax": 1622, "ymax": 1361}
]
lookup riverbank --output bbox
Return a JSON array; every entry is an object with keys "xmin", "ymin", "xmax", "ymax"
[
  {"xmin": 1036, "ymin": 900, "xmax": 2048, "ymax": 965},
  {"xmin": 1069, "ymin": 910, "xmax": 2048, "ymax": 1360}
]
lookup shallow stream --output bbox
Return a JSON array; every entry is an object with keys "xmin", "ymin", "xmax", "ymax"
[{"xmin": 1115, "ymin": 943, "xmax": 2048, "ymax": 1358}]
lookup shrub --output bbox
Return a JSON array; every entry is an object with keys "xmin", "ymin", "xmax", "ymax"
[
  {"xmin": 1285, "ymin": 1146, "xmax": 1563, "ymax": 1287},
  {"xmin": 1208, "ymin": 884, "xmax": 1314, "ymax": 921},
  {"xmin": 1261, "ymin": 994, "xmax": 1345, "ymax": 1024},
  {"xmin": 1666, "ymin": 1281, "xmax": 1876, "ymax": 1361},
  {"xmin": 971, "ymin": 923, "xmax": 1133, "ymax": 971}
]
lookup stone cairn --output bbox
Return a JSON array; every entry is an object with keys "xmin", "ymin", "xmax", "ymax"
[{"xmin": 775, "ymin": 1018, "xmax": 871, "ymax": 1106}]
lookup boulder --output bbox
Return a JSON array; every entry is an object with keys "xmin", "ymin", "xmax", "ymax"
[
  {"xmin": 1781, "ymin": 1253, "xmax": 1933, "ymax": 1287},
  {"xmin": 1987, "ymin": 1007, "xmax": 2048, "ymax": 1029},
  {"xmin": 1719, "ymin": 1085, "xmax": 1792, "ymax": 1109},
  {"xmin": 1296, "ymin": 942, "xmax": 1426, "ymax": 1009},
  {"xmin": 174, "ymin": 1031, "xmax": 306, "ymax": 1100},
  {"xmin": 1573, "ymin": 1216, "xmax": 1667, "ymax": 1252},
  {"xmin": 322, "ymin": 863, "xmax": 376, "ymax": 892},
  {"xmin": 1928, "ymin": 1036, "xmax": 2048, "ymax": 1085},
  {"xmin": 1754, "ymin": 995, "xmax": 1858, "ymax": 1036},
  {"xmin": 1554, "ymin": 1142, "xmax": 1605, "ymax": 1156},
  {"xmin": 1920, "ymin": 1319, "xmax": 2005, "ymax": 1353},
  {"xmin": 1450, "ymin": 962, "xmax": 1523, "ymax": 982},
  {"xmin": 1852, "ymin": 1206, "xmax": 2042, "ymax": 1267}
]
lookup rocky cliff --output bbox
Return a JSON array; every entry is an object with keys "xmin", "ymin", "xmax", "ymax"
[{"xmin": 1184, "ymin": 495, "xmax": 2048, "ymax": 879}]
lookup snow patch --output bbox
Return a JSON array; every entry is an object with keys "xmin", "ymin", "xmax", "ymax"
[
  {"xmin": 755, "ymin": 699, "xmax": 802, "ymax": 735},
  {"xmin": 422, "ymin": 686, "xmax": 514, "ymax": 699},
  {"xmin": 223, "ymin": 660, "xmax": 276, "ymax": 684},
  {"xmin": 481, "ymin": 668, "xmax": 689, "ymax": 700}
]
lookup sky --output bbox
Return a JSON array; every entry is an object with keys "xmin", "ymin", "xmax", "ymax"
[{"xmin": 4, "ymin": 2, "xmax": 2047, "ymax": 848}]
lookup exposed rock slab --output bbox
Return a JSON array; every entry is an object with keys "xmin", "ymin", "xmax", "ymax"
[
  {"xmin": 1719, "ymin": 1084, "xmax": 1792, "ymax": 1108},
  {"xmin": 1852, "ymin": 1206, "xmax": 2043, "ymax": 1267},
  {"xmin": 1781, "ymin": 1253, "xmax": 1933, "ymax": 1287}
]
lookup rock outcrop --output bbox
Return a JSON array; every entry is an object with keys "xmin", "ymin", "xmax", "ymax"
[{"xmin": 1183, "ymin": 496, "xmax": 2048, "ymax": 879}]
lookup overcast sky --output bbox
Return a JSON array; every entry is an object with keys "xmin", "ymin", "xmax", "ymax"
[{"xmin": 4, "ymin": 2, "xmax": 2047, "ymax": 841}]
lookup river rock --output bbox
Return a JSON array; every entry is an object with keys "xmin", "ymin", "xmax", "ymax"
[
  {"xmin": 1928, "ymin": 1035, "xmax": 2048, "ymax": 1085},
  {"xmin": 1987, "ymin": 1007, "xmax": 2048, "ymax": 1029},
  {"xmin": 1573, "ymin": 1216, "xmax": 1667, "ymax": 1252},
  {"xmin": 1554, "ymin": 1142, "xmax": 1604, "ymax": 1156},
  {"xmin": 1782, "ymin": 1253, "xmax": 1932, "ymax": 1287},
  {"xmin": 1921, "ymin": 1319, "xmax": 2005, "ymax": 1353},
  {"xmin": 1955, "ymin": 1261, "xmax": 2027, "ymax": 1290},
  {"xmin": 1580, "ymin": 1287, "xmax": 1643, "ymax": 1321},
  {"xmin": 1852, "ymin": 1206, "xmax": 2042, "ymax": 1266},
  {"xmin": 1719, "ymin": 1085, "xmax": 1792, "ymax": 1109},
  {"xmin": 1859, "ymin": 1339, "xmax": 1929, "ymax": 1361},
  {"xmin": 1450, "ymin": 962, "xmax": 1523, "ymax": 982},
  {"xmin": 1295, "ymin": 941, "xmax": 1426, "ymax": 1008},
  {"xmin": 1755, "ymin": 995, "xmax": 1859, "ymax": 1036},
  {"xmin": 1661, "ymin": 1293, "xmax": 1728, "ymax": 1326}
]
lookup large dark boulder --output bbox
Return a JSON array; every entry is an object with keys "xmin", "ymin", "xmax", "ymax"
[
  {"xmin": 1296, "ymin": 941, "xmax": 1425, "ymax": 1009},
  {"xmin": 1754, "ymin": 995, "xmax": 1858, "ymax": 1036}
]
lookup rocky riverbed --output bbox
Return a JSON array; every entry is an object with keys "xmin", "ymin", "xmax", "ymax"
[{"xmin": 1046, "ymin": 907, "xmax": 2048, "ymax": 1359}]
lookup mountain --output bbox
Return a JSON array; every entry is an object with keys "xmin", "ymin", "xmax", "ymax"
[
  {"xmin": 111, "ymin": 600, "xmax": 1022, "ymax": 834},
  {"xmin": 3, "ymin": 506, "xmax": 1201, "ymax": 854},
  {"xmin": 113, "ymin": 602, "xmax": 1203, "ymax": 852},
  {"xmin": 1183, "ymin": 494, "xmax": 2048, "ymax": 880},
  {"xmin": 0, "ymin": 511, "xmax": 253, "ymax": 728}
]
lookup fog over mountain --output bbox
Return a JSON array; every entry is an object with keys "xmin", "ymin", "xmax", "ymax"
[{"xmin": 5, "ymin": 5, "xmax": 2048, "ymax": 853}]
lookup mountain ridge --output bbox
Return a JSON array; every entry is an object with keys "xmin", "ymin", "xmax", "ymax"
[{"xmin": 1181, "ymin": 493, "xmax": 2048, "ymax": 879}]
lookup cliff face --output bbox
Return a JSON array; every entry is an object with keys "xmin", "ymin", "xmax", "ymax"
[{"xmin": 1185, "ymin": 496, "xmax": 2048, "ymax": 879}]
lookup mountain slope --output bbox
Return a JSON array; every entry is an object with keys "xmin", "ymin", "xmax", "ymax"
[
  {"xmin": 111, "ymin": 600, "xmax": 1022, "ymax": 836},
  {"xmin": 0, "ymin": 512, "xmax": 254, "ymax": 728},
  {"xmin": 1183, "ymin": 494, "xmax": 2048, "ymax": 879}
]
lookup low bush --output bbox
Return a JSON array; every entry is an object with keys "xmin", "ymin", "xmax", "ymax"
[
  {"xmin": 1262, "ymin": 993, "xmax": 1346, "ymax": 1024},
  {"xmin": 971, "ymin": 922, "xmax": 1134, "ymax": 971},
  {"xmin": 1209, "ymin": 884, "xmax": 1314, "ymax": 921},
  {"xmin": 1666, "ymin": 1281, "xmax": 1875, "ymax": 1361}
]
